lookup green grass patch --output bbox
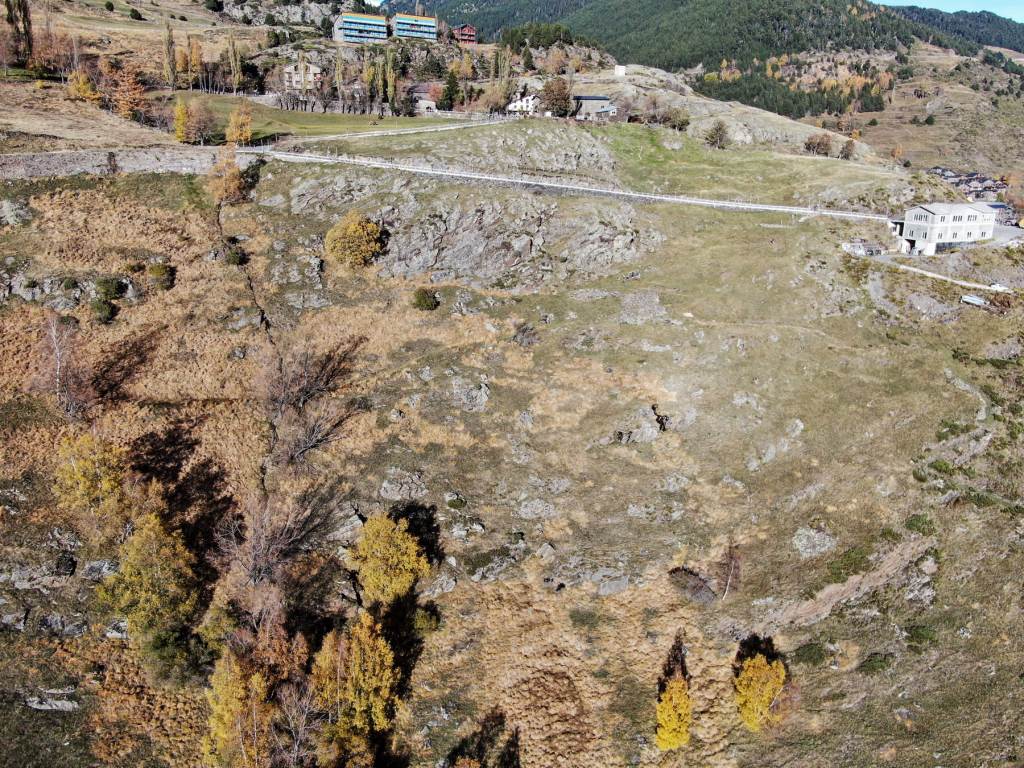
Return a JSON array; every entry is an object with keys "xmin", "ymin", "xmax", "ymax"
[
  {"xmin": 792, "ymin": 641, "xmax": 828, "ymax": 666},
  {"xmin": 568, "ymin": 606, "xmax": 603, "ymax": 630},
  {"xmin": 905, "ymin": 513, "xmax": 936, "ymax": 536},
  {"xmin": 151, "ymin": 93, "xmax": 456, "ymax": 143},
  {"xmin": 825, "ymin": 545, "xmax": 872, "ymax": 583},
  {"xmin": 857, "ymin": 652, "xmax": 893, "ymax": 674}
]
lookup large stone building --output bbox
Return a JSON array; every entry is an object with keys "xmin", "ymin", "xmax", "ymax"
[{"xmin": 898, "ymin": 203, "xmax": 996, "ymax": 255}]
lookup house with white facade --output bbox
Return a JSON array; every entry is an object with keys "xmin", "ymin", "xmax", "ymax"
[
  {"xmin": 282, "ymin": 62, "xmax": 322, "ymax": 92},
  {"xmin": 507, "ymin": 93, "xmax": 540, "ymax": 116},
  {"xmin": 897, "ymin": 203, "xmax": 996, "ymax": 256}
]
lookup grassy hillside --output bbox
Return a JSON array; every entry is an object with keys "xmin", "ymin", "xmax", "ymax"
[{"xmin": 893, "ymin": 6, "xmax": 1024, "ymax": 53}]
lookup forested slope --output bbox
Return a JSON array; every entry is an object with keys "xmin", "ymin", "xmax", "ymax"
[
  {"xmin": 892, "ymin": 6, "xmax": 1024, "ymax": 53},
  {"xmin": 395, "ymin": 0, "xmax": 980, "ymax": 69}
]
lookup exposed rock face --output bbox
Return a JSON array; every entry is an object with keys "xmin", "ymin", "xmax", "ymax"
[
  {"xmin": 377, "ymin": 192, "xmax": 649, "ymax": 288},
  {"xmin": 792, "ymin": 527, "xmax": 838, "ymax": 559},
  {"xmin": 379, "ymin": 468, "xmax": 428, "ymax": 502},
  {"xmin": 619, "ymin": 290, "xmax": 667, "ymax": 325},
  {"xmin": 451, "ymin": 376, "xmax": 490, "ymax": 412}
]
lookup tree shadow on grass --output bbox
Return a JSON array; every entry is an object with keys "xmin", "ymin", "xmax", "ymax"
[
  {"xmin": 91, "ymin": 326, "xmax": 164, "ymax": 404},
  {"xmin": 445, "ymin": 708, "xmax": 521, "ymax": 768},
  {"xmin": 129, "ymin": 417, "xmax": 235, "ymax": 585}
]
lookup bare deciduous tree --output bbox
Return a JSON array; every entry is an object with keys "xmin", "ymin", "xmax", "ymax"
[
  {"xmin": 262, "ymin": 339, "xmax": 364, "ymax": 423},
  {"xmin": 217, "ymin": 496, "xmax": 334, "ymax": 588},
  {"xmin": 37, "ymin": 313, "xmax": 93, "ymax": 420},
  {"xmin": 275, "ymin": 682, "xmax": 320, "ymax": 768},
  {"xmin": 718, "ymin": 536, "xmax": 741, "ymax": 600}
]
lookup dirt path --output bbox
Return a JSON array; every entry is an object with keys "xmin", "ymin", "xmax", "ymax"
[{"xmin": 242, "ymin": 148, "xmax": 893, "ymax": 223}]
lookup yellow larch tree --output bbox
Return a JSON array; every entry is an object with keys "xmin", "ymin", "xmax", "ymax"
[
  {"xmin": 345, "ymin": 611, "xmax": 398, "ymax": 734},
  {"xmin": 324, "ymin": 211, "xmax": 383, "ymax": 269},
  {"xmin": 225, "ymin": 101, "xmax": 253, "ymax": 145},
  {"xmin": 173, "ymin": 96, "xmax": 189, "ymax": 142},
  {"xmin": 350, "ymin": 515, "xmax": 429, "ymax": 607},
  {"xmin": 52, "ymin": 433, "xmax": 129, "ymax": 544},
  {"xmin": 655, "ymin": 674, "xmax": 693, "ymax": 751},
  {"xmin": 734, "ymin": 654, "xmax": 787, "ymax": 732}
]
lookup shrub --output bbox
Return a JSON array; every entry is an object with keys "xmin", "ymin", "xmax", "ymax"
[
  {"xmin": 804, "ymin": 133, "xmax": 833, "ymax": 156},
  {"xmin": 224, "ymin": 246, "xmax": 247, "ymax": 266},
  {"xmin": 60, "ymin": 277, "xmax": 78, "ymax": 290},
  {"xmin": 146, "ymin": 263, "xmax": 175, "ymax": 290},
  {"xmin": 924, "ymin": 114, "xmax": 936, "ymax": 125},
  {"xmin": 867, "ymin": 118, "xmax": 879, "ymax": 126},
  {"xmin": 734, "ymin": 654, "xmax": 786, "ymax": 732},
  {"xmin": 704, "ymin": 119, "xmax": 730, "ymax": 149},
  {"xmin": 204, "ymin": 0, "xmax": 223, "ymax": 10},
  {"xmin": 411, "ymin": 287, "xmax": 440, "ymax": 311},
  {"xmin": 94, "ymin": 276, "xmax": 124, "ymax": 301},
  {"xmin": 857, "ymin": 652, "xmax": 892, "ymax": 674},
  {"xmin": 792, "ymin": 641, "xmax": 827, "ymax": 666},
  {"xmin": 906, "ymin": 624, "xmax": 937, "ymax": 649},
  {"xmin": 129, "ymin": 7, "xmax": 142, "ymax": 19},
  {"xmin": 206, "ymin": 146, "xmax": 245, "ymax": 205},
  {"xmin": 90, "ymin": 298, "xmax": 117, "ymax": 324},
  {"xmin": 655, "ymin": 674, "xmax": 692, "ymax": 751},
  {"xmin": 665, "ymin": 107, "xmax": 691, "ymax": 132},
  {"xmin": 839, "ymin": 138, "xmax": 856, "ymax": 160},
  {"xmin": 325, "ymin": 211, "xmax": 383, "ymax": 269},
  {"xmin": 104, "ymin": 0, "xmax": 113, "ymax": 9}
]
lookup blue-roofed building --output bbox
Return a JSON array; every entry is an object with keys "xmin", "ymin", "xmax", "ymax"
[
  {"xmin": 393, "ymin": 13, "xmax": 437, "ymax": 41},
  {"xmin": 334, "ymin": 12, "xmax": 389, "ymax": 44}
]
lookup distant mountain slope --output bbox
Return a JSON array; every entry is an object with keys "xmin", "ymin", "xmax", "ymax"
[
  {"xmin": 397, "ymin": 0, "xmax": 979, "ymax": 69},
  {"xmin": 892, "ymin": 7, "xmax": 1024, "ymax": 53},
  {"xmin": 561, "ymin": 0, "xmax": 974, "ymax": 70}
]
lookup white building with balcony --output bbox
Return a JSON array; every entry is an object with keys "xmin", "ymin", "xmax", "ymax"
[{"xmin": 897, "ymin": 203, "xmax": 996, "ymax": 256}]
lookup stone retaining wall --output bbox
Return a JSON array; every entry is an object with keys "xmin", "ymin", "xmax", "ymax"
[{"xmin": 0, "ymin": 147, "xmax": 257, "ymax": 180}]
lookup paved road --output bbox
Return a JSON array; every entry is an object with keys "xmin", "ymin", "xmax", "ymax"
[{"xmin": 240, "ymin": 147, "xmax": 893, "ymax": 223}]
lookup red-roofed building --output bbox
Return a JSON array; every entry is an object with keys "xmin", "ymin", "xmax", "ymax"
[{"xmin": 453, "ymin": 23, "xmax": 477, "ymax": 44}]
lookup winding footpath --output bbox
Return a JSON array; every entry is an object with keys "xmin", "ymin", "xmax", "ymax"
[{"xmin": 238, "ymin": 147, "xmax": 893, "ymax": 223}]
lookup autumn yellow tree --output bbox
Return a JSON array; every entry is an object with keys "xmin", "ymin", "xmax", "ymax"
[
  {"xmin": 351, "ymin": 515, "xmax": 429, "ymax": 607},
  {"xmin": 345, "ymin": 611, "xmax": 398, "ymax": 734},
  {"xmin": 162, "ymin": 21, "xmax": 176, "ymax": 88},
  {"xmin": 225, "ymin": 101, "xmax": 253, "ymax": 145},
  {"xmin": 66, "ymin": 69, "xmax": 100, "ymax": 103},
  {"xmin": 655, "ymin": 674, "xmax": 692, "ymax": 751},
  {"xmin": 52, "ymin": 433, "xmax": 129, "ymax": 544},
  {"xmin": 111, "ymin": 62, "xmax": 146, "ymax": 120},
  {"xmin": 734, "ymin": 654, "xmax": 786, "ymax": 732},
  {"xmin": 206, "ymin": 145, "xmax": 244, "ymax": 205},
  {"xmin": 204, "ymin": 651, "xmax": 277, "ymax": 768},
  {"xmin": 324, "ymin": 211, "xmax": 383, "ymax": 268},
  {"xmin": 97, "ymin": 510, "xmax": 199, "ymax": 677},
  {"xmin": 311, "ymin": 628, "xmax": 373, "ymax": 767},
  {"xmin": 173, "ymin": 96, "xmax": 189, "ymax": 142}
]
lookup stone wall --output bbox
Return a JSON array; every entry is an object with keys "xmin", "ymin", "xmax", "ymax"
[{"xmin": 0, "ymin": 147, "xmax": 258, "ymax": 180}]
